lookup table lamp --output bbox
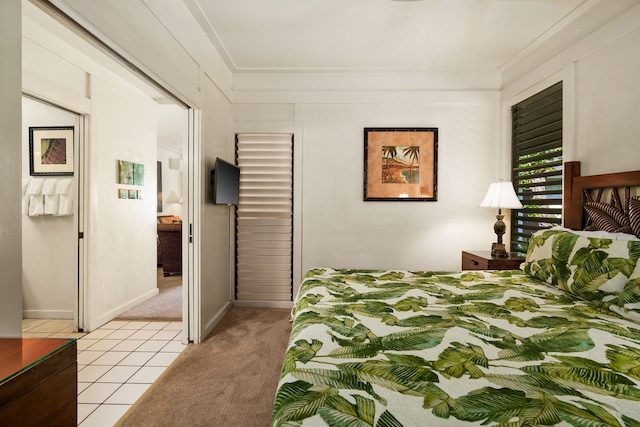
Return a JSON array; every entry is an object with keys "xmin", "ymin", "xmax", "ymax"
[{"xmin": 480, "ymin": 181, "xmax": 523, "ymax": 258}]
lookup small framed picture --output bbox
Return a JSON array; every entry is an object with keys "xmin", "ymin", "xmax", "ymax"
[
  {"xmin": 128, "ymin": 190, "xmax": 137, "ymax": 199},
  {"xmin": 137, "ymin": 190, "xmax": 144, "ymax": 200},
  {"xmin": 29, "ymin": 127, "xmax": 74, "ymax": 176},
  {"xmin": 118, "ymin": 160, "xmax": 133, "ymax": 184},
  {"xmin": 118, "ymin": 189, "xmax": 128, "ymax": 199}
]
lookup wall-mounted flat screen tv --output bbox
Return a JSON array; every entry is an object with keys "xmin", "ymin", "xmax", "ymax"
[{"xmin": 211, "ymin": 157, "xmax": 240, "ymax": 205}]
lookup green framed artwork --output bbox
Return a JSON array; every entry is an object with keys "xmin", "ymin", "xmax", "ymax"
[
  {"xmin": 133, "ymin": 163, "xmax": 144, "ymax": 185},
  {"xmin": 118, "ymin": 160, "xmax": 133, "ymax": 184},
  {"xmin": 118, "ymin": 160, "xmax": 145, "ymax": 186}
]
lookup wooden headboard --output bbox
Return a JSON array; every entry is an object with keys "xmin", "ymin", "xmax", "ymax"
[{"xmin": 563, "ymin": 161, "xmax": 640, "ymax": 230}]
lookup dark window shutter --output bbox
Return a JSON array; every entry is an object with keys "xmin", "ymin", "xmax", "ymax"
[{"xmin": 510, "ymin": 82, "xmax": 563, "ymax": 256}]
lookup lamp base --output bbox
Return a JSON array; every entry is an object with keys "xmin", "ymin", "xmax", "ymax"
[{"xmin": 491, "ymin": 242, "xmax": 508, "ymax": 258}]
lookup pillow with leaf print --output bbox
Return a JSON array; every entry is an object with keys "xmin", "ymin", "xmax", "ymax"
[
  {"xmin": 522, "ymin": 228, "xmax": 640, "ymax": 304},
  {"xmin": 630, "ymin": 197, "xmax": 640, "ymax": 239}
]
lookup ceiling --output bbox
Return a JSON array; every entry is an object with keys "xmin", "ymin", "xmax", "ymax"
[
  {"xmin": 38, "ymin": 0, "xmax": 639, "ymax": 152},
  {"xmin": 185, "ymin": 0, "xmax": 599, "ymax": 73},
  {"xmin": 47, "ymin": 0, "xmax": 640, "ymax": 77}
]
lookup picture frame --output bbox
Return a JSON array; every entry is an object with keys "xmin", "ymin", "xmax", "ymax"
[
  {"xmin": 118, "ymin": 160, "xmax": 145, "ymax": 185},
  {"xmin": 364, "ymin": 127, "xmax": 438, "ymax": 201},
  {"xmin": 29, "ymin": 126, "xmax": 74, "ymax": 176},
  {"xmin": 118, "ymin": 160, "xmax": 134, "ymax": 184}
]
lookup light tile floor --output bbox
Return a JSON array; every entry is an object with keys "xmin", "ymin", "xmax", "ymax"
[{"xmin": 22, "ymin": 318, "xmax": 187, "ymax": 427}]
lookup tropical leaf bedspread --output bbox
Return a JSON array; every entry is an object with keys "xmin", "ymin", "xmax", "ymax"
[{"xmin": 271, "ymin": 268, "xmax": 640, "ymax": 426}]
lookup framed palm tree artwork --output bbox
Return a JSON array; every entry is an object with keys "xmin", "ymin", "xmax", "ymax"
[{"xmin": 364, "ymin": 127, "xmax": 438, "ymax": 201}]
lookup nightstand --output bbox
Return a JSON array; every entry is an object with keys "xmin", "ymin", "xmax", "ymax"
[{"xmin": 461, "ymin": 251, "xmax": 525, "ymax": 271}]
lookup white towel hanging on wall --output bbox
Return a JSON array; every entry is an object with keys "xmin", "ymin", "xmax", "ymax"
[
  {"xmin": 43, "ymin": 179, "xmax": 59, "ymax": 215},
  {"xmin": 22, "ymin": 178, "xmax": 74, "ymax": 217},
  {"xmin": 26, "ymin": 178, "xmax": 43, "ymax": 195},
  {"xmin": 27, "ymin": 178, "xmax": 44, "ymax": 216},
  {"xmin": 56, "ymin": 179, "xmax": 74, "ymax": 216}
]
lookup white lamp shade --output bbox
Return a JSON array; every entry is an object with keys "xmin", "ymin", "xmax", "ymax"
[{"xmin": 479, "ymin": 181, "xmax": 523, "ymax": 209}]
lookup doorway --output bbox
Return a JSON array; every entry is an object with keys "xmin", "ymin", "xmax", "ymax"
[
  {"xmin": 21, "ymin": 96, "xmax": 81, "ymax": 329},
  {"xmin": 21, "ymin": 96, "xmax": 191, "ymax": 332},
  {"xmin": 115, "ymin": 103, "xmax": 188, "ymax": 322}
]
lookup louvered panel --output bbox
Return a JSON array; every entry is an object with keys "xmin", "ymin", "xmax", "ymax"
[
  {"xmin": 510, "ymin": 82, "xmax": 563, "ymax": 257},
  {"xmin": 240, "ymin": 182, "xmax": 292, "ymax": 190},
  {"xmin": 238, "ymin": 285, "xmax": 292, "ymax": 294},
  {"xmin": 237, "ymin": 270, "xmax": 292, "ymax": 280},
  {"xmin": 237, "ymin": 140, "xmax": 292, "ymax": 150},
  {"xmin": 237, "ymin": 239, "xmax": 292, "ymax": 249},
  {"xmin": 236, "ymin": 134, "xmax": 293, "ymax": 302},
  {"xmin": 238, "ymin": 208, "xmax": 292, "ymax": 216},
  {"xmin": 237, "ymin": 236, "xmax": 290, "ymax": 246},
  {"xmin": 238, "ymin": 225, "xmax": 292, "ymax": 235},
  {"xmin": 240, "ymin": 196, "xmax": 292, "ymax": 204},
  {"xmin": 238, "ymin": 154, "xmax": 292, "ymax": 161},
  {"xmin": 241, "ymin": 174, "xmax": 292, "ymax": 182},
  {"xmin": 237, "ymin": 217, "xmax": 290, "ymax": 226},
  {"xmin": 237, "ymin": 253, "xmax": 291, "ymax": 262},
  {"xmin": 238, "ymin": 233, "xmax": 291, "ymax": 243},
  {"xmin": 237, "ymin": 262, "xmax": 291, "ymax": 272},
  {"xmin": 237, "ymin": 248, "xmax": 292, "ymax": 257},
  {"xmin": 236, "ymin": 292, "xmax": 292, "ymax": 302}
]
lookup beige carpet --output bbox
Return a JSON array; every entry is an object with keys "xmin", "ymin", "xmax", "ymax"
[
  {"xmin": 116, "ymin": 307, "xmax": 291, "ymax": 427},
  {"xmin": 116, "ymin": 269, "xmax": 182, "ymax": 321}
]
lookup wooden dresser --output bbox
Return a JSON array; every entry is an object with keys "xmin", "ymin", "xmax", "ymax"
[
  {"xmin": 157, "ymin": 223, "xmax": 182, "ymax": 276},
  {"xmin": 0, "ymin": 338, "xmax": 77, "ymax": 426}
]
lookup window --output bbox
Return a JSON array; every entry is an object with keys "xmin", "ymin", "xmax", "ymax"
[
  {"xmin": 235, "ymin": 134, "xmax": 293, "ymax": 302},
  {"xmin": 510, "ymin": 82, "xmax": 563, "ymax": 256}
]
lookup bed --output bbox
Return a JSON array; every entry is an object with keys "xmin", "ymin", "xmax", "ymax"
[{"xmin": 270, "ymin": 162, "xmax": 640, "ymax": 427}]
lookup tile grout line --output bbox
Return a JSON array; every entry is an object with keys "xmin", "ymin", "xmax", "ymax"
[{"xmin": 23, "ymin": 319, "xmax": 185, "ymax": 427}]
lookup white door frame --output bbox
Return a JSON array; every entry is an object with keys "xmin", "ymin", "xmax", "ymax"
[
  {"xmin": 76, "ymin": 113, "xmax": 88, "ymax": 331},
  {"xmin": 21, "ymin": 91, "xmax": 88, "ymax": 331},
  {"xmin": 185, "ymin": 108, "xmax": 201, "ymax": 343}
]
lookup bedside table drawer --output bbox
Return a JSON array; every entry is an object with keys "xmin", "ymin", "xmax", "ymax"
[
  {"xmin": 462, "ymin": 251, "xmax": 524, "ymax": 271},
  {"xmin": 462, "ymin": 252, "xmax": 488, "ymax": 270}
]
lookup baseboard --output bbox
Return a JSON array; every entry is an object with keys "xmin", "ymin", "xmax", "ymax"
[
  {"xmin": 201, "ymin": 301, "xmax": 233, "ymax": 340},
  {"xmin": 232, "ymin": 300, "xmax": 293, "ymax": 309},
  {"xmin": 93, "ymin": 288, "xmax": 160, "ymax": 330},
  {"xmin": 22, "ymin": 309, "xmax": 74, "ymax": 319}
]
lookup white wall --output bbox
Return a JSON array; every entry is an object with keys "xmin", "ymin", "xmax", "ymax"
[
  {"xmin": 22, "ymin": 97, "xmax": 78, "ymax": 319},
  {"xmin": 299, "ymin": 99, "xmax": 498, "ymax": 274},
  {"xmin": 573, "ymin": 25, "xmax": 640, "ymax": 175},
  {"xmin": 501, "ymin": 3, "xmax": 640, "ymax": 178},
  {"xmin": 86, "ymin": 79, "xmax": 158, "ymax": 330},
  {"xmin": 0, "ymin": 0, "xmax": 23, "ymax": 338},
  {"xmin": 234, "ymin": 89, "xmax": 502, "ymax": 294},
  {"xmin": 200, "ymin": 74, "xmax": 234, "ymax": 335}
]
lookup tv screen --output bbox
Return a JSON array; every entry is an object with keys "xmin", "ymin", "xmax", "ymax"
[{"xmin": 212, "ymin": 158, "xmax": 240, "ymax": 205}]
